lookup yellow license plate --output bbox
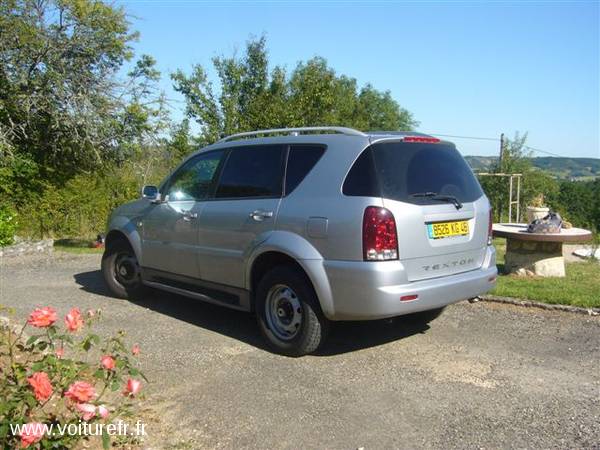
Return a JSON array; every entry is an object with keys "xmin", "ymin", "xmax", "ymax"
[{"xmin": 427, "ymin": 220, "xmax": 469, "ymax": 239}]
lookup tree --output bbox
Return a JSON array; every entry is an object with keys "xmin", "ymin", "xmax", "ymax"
[
  {"xmin": 554, "ymin": 181, "xmax": 595, "ymax": 228},
  {"xmin": 172, "ymin": 36, "xmax": 417, "ymax": 143},
  {"xmin": 0, "ymin": 0, "xmax": 167, "ymax": 185},
  {"xmin": 479, "ymin": 132, "xmax": 559, "ymax": 222},
  {"xmin": 166, "ymin": 118, "xmax": 194, "ymax": 165}
]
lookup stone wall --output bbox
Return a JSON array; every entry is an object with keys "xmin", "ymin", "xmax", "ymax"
[{"xmin": 0, "ymin": 239, "xmax": 54, "ymax": 258}]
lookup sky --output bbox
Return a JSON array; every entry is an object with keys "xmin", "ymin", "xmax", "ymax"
[{"xmin": 114, "ymin": 0, "xmax": 599, "ymax": 158}]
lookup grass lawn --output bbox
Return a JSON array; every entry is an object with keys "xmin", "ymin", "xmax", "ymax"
[
  {"xmin": 53, "ymin": 238, "xmax": 104, "ymax": 254},
  {"xmin": 490, "ymin": 238, "xmax": 600, "ymax": 309}
]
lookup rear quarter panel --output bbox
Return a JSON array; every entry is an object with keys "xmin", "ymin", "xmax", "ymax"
[{"xmin": 276, "ymin": 136, "xmax": 376, "ymax": 261}]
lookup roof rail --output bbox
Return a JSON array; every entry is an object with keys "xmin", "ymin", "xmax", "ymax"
[{"xmin": 217, "ymin": 126, "xmax": 366, "ymax": 143}]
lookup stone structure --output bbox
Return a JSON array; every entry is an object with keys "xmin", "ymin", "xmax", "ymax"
[
  {"xmin": 492, "ymin": 223, "xmax": 592, "ymax": 277},
  {"xmin": 0, "ymin": 239, "xmax": 54, "ymax": 258}
]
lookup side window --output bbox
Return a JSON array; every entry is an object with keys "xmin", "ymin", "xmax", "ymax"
[
  {"xmin": 285, "ymin": 145, "xmax": 325, "ymax": 195},
  {"xmin": 166, "ymin": 150, "xmax": 224, "ymax": 201},
  {"xmin": 215, "ymin": 145, "xmax": 285, "ymax": 199},
  {"xmin": 342, "ymin": 147, "xmax": 380, "ymax": 197}
]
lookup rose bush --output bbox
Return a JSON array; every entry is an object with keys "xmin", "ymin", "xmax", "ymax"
[{"xmin": 0, "ymin": 306, "xmax": 146, "ymax": 448}]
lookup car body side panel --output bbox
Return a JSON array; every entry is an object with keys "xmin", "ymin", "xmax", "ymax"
[{"xmin": 198, "ymin": 197, "xmax": 282, "ymax": 288}]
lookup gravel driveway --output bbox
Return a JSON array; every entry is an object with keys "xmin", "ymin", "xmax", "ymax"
[{"xmin": 1, "ymin": 252, "xmax": 599, "ymax": 449}]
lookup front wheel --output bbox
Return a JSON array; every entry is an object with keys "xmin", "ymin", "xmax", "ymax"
[
  {"xmin": 101, "ymin": 240, "xmax": 146, "ymax": 299},
  {"xmin": 256, "ymin": 266, "xmax": 329, "ymax": 356}
]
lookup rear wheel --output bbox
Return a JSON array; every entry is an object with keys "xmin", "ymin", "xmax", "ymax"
[
  {"xmin": 256, "ymin": 266, "xmax": 329, "ymax": 356},
  {"xmin": 101, "ymin": 240, "xmax": 145, "ymax": 299}
]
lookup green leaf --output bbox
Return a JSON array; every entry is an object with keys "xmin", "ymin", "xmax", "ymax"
[
  {"xmin": 25, "ymin": 394, "xmax": 37, "ymax": 408},
  {"xmin": 26, "ymin": 335, "xmax": 39, "ymax": 345},
  {"xmin": 102, "ymin": 429, "xmax": 111, "ymax": 450}
]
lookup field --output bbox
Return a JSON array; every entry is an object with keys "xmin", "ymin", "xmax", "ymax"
[
  {"xmin": 491, "ymin": 239, "xmax": 600, "ymax": 308},
  {"xmin": 465, "ymin": 156, "xmax": 600, "ymax": 180}
]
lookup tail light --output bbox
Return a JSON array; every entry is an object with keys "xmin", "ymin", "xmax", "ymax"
[
  {"xmin": 363, "ymin": 206, "xmax": 398, "ymax": 261},
  {"xmin": 487, "ymin": 208, "xmax": 493, "ymax": 245}
]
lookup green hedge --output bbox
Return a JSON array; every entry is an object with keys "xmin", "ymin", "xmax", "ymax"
[
  {"xmin": 16, "ymin": 163, "xmax": 168, "ymax": 239},
  {"xmin": 0, "ymin": 205, "xmax": 18, "ymax": 246}
]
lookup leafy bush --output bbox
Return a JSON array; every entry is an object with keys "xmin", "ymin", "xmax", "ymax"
[
  {"xmin": 0, "ymin": 306, "xmax": 145, "ymax": 448},
  {"xmin": 0, "ymin": 205, "xmax": 18, "ymax": 247},
  {"xmin": 17, "ymin": 156, "xmax": 171, "ymax": 239}
]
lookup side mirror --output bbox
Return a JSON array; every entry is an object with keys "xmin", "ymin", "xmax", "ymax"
[{"xmin": 141, "ymin": 185, "xmax": 159, "ymax": 201}]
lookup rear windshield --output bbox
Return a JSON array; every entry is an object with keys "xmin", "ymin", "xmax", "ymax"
[{"xmin": 343, "ymin": 141, "xmax": 483, "ymax": 204}]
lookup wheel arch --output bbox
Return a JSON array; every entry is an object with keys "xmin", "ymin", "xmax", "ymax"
[
  {"xmin": 246, "ymin": 231, "xmax": 335, "ymax": 319},
  {"xmin": 104, "ymin": 217, "xmax": 143, "ymax": 264}
]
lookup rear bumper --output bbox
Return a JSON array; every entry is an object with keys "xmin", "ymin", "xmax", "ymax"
[{"xmin": 322, "ymin": 246, "xmax": 497, "ymax": 320}]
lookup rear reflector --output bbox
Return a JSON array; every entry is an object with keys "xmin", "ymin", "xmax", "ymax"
[
  {"xmin": 403, "ymin": 136, "xmax": 441, "ymax": 144},
  {"xmin": 400, "ymin": 294, "xmax": 418, "ymax": 302},
  {"xmin": 363, "ymin": 206, "xmax": 398, "ymax": 261}
]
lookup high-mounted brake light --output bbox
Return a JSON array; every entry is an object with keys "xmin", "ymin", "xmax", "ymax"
[
  {"xmin": 403, "ymin": 136, "xmax": 441, "ymax": 144},
  {"xmin": 487, "ymin": 208, "xmax": 493, "ymax": 245},
  {"xmin": 363, "ymin": 207, "xmax": 398, "ymax": 261}
]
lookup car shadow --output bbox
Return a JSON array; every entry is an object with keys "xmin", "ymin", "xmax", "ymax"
[{"xmin": 74, "ymin": 270, "xmax": 429, "ymax": 357}]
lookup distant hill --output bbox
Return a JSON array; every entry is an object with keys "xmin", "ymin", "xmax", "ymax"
[{"xmin": 464, "ymin": 156, "xmax": 600, "ymax": 180}]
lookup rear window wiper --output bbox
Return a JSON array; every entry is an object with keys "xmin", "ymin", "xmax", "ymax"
[{"xmin": 410, "ymin": 192, "xmax": 463, "ymax": 210}]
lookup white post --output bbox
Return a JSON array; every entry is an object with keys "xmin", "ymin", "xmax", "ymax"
[
  {"xmin": 516, "ymin": 175, "xmax": 521, "ymax": 223},
  {"xmin": 508, "ymin": 175, "xmax": 513, "ymax": 223}
]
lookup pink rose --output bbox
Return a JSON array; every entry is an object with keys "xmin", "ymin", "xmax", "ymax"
[
  {"xmin": 55, "ymin": 347, "xmax": 64, "ymax": 359},
  {"xmin": 98, "ymin": 405, "xmax": 110, "ymax": 419},
  {"xmin": 64, "ymin": 308, "xmax": 83, "ymax": 332},
  {"xmin": 19, "ymin": 422, "xmax": 45, "ymax": 448},
  {"xmin": 75, "ymin": 403, "xmax": 96, "ymax": 421},
  {"xmin": 64, "ymin": 381, "xmax": 96, "ymax": 403},
  {"xmin": 101, "ymin": 355, "xmax": 115, "ymax": 370},
  {"xmin": 132, "ymin": 344, "xmax": 140, "ymax": 356},
  {"xmin": 27, "ymin": 307, "xmax": 57, "ymax": 328},
  {"xmin": 123, "ymin": 378, "xmax": 142, "ymax": 397},
  {"xmin": 27, "ymin": 372, "xmax": 53, "ymax": 402}
]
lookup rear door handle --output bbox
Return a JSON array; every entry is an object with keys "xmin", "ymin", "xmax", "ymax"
[
  {"xmin": 182, "ymin": 210, "xmax": 198, "ymax": 221},
  {"xmin": 249, "ymin": 210, "xmax": 274, "ymax": 221}
]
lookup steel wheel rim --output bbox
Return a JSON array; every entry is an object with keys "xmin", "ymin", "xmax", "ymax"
[
  {"xmin": 114, "ymin": 252, "xmax": 139, "ymax": 286},
  {"xmin": 265, "ymin": 284, "xmax": 302, "ymax": 341}
]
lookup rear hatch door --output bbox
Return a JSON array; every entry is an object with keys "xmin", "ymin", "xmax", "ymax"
[{"xmin": 369, "ymin": 139, "xmax": 489, "ymax": 281}]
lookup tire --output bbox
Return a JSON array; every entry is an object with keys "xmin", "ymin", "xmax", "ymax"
[
  {"xmin": 405, "ymin": 307, "xmax": 445, "ymax": 324},
  {"xmin": 101, "ymin": 240, "xmax": 146, "ymax": 299},
  {"xmin": 256, "ymin": 266, "xmax": 329, "ymax": 356}
]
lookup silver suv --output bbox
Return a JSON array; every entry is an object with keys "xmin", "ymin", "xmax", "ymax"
[{"xmin": 102, "ymin": 127, "xmax": 497, "ymax": 355}]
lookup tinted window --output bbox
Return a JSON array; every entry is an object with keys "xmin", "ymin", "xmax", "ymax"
[
  {"xmin": 342, "ymin": 148, "xmax": 380, "ymax": 197},
  {"xmin": 344, "ymin": 142, "xmax": 483, "ymax": 204},
  {"xmin": 285, "ymin": 145, "xmax": 325, "ymax": 194},
  {"xmin": 166, "ymin": 150, "xmax": 224, "ymax": 201},
  {"xmin": 216, "ymin": 145, "xmax": 285, "ymax": 199}
]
